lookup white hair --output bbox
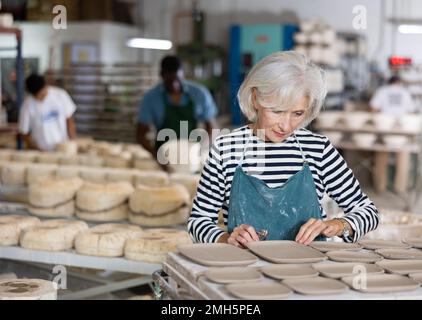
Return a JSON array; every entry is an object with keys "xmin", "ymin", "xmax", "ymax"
[{"xmin": 237, "ymin": 51, "xmax": 327, "ymax": 126}]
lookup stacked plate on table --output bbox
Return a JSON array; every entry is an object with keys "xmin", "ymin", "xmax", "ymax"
[{"xmin": 176, "ymin": 239, "xmax": 422, "ymax": 299}]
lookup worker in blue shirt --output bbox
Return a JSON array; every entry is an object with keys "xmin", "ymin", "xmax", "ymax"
[{"xmin": 137, "ymin": 55, "xmax": 218, "ymax": 158}]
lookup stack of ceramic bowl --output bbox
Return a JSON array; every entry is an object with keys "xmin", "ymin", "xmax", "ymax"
[
  {"xmin": 372, "ymin": 114, "xmax": 397, "ymax": 131},
  {"xmin": 344, "ymin": 112, "xmax": 371, "ymax": 130},
  {"xmin": 382, "ymin": 135, "xmax": 408, "ymax": 147},
  {"xmin": 352, "ymin": 133, "xmax": 377, "ymax": 148},
  {"xmin": 320, "ymin": 131, "xmax": 343, "ymax": 145},
  {"xmin": 317, "ymin": 111, "xmax": 342, "ymax": 128},
  {"xmin": 397, "ymin": 114, "xmax": 422, "ymax": 134}
]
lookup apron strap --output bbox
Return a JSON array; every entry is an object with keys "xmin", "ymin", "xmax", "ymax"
[
  {"xmin": 293, "ymin": 131, "xmax": 308, "ymax": 164},
  {"xmin": 238, "ymin": 127, "xmax": 254, "ymax": 167}
]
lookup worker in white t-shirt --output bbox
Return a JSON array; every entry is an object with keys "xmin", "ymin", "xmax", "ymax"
[
  {"xmin": 18, "ymin": 74, "xmax": 77, "ymax": 151},
  {"xmin": 370, "ymin": 75, "xmax": 416, "ymax": 195},
  {"xmin": 370, "ymin": 75, "xmax": 415, "ymax": 115}
]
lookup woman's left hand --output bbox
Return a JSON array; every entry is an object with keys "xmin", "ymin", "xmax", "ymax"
[{"xmin": 295, "ymin": 218, "xmax": 343, "ymax": 245}]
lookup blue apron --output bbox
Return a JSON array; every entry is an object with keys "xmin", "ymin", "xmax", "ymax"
[{"xmin": 227, "ymin": 131, "xmax": 325, "ymax": 241}]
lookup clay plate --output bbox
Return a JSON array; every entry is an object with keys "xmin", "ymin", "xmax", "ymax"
[
  {"xmin": 375, "ymin": 248, "xmax": 422, "ymax": 260},
  {"xmin": 260, "ymin": 264, "xmax": 319, "ymax": 280},
  {"xmin": 408, "ymin": 273, "xmax": 422, "ymax": 283},
  {"xmin": 310, "ymin": 241, "xmax": 362, "ymax": 253},
  {"xmin": 204, "ymin": 267, "xmax": 263, "ymax": 284},
  {"xmin": 342, "ymin": 274, "xmax": 420, "ymax": 293},
  {"xmin": 283, "ymin": 276, "xmax": 348, "ymax": 295},
  {"xmin": 376, "ymin": 259, "xmax": 422, "ymax": 275},
  {"xmin": 226, "ymin": 282, "xmax": 292, "ymax": 300},
  {"xmin": 245, "ymin": 241, "xmax": 327, "ymax": 264},
  {"xmin": 359, "ymin": 239, "xmax": 411, "ymax": 250},
  {"xmin": 312, "ymin": 262, "xmax": 384, "ymax": 279},
  {"xmin": 326, "ymin": 250, "xmax": 383, "ymax": 263},
  {"xmin": 403, "ymin": 237, "xmax": 422, "ymax": 249},
  {"xmin": 178, "ymin": 243, "xmax": 258, "ymax": 266}
]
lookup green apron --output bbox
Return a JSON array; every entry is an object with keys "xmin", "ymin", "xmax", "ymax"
[
  {"xmin": 228, "ymin": 131, "xmax": 325, "ymax": 241},
  {"xmin": 155, "ymin": 92, "xmax": 198, "ymax": 150}
]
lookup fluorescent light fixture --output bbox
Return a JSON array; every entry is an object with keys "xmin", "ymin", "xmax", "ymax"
[
  {"xmin": 126, "ymin": 38, "xmax": 173, "ymax": 50},
  {"xmin": 398, "ymin": 24, "xmax": 422, "ymax": 34}
]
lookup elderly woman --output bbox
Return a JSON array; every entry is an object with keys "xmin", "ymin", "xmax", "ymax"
[{"xmin": 188, "ymin": 51, "xmax": 379, "ymax": 247}]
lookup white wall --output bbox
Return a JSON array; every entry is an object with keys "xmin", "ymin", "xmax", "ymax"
[
  {"xmin": 142, "ymin": 0, "xmax": 422, "ymax": 74},
  {"xmin": 0, "ymin": 22, "xmax": 140, "ymax": 72},
  {"xmin": 2, "ymin": 1, "xmax": 422, "ymax": 75}
]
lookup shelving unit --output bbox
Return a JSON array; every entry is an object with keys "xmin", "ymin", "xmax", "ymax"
[
  {"xmin": 49, "ymin": 63, "xmax": 159, "ymax": 143},
  {"xmin": 0, "ymin": 27, "xmax": 24, "ymax": 149},
  {"xmin": 337, "ymin": 31, "xmax": 369, "ymax": 97}
]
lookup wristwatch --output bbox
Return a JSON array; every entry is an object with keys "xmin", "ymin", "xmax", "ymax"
[{"xmin": 334, "ymin": 218, "xmax": 350, "ymax": 238}]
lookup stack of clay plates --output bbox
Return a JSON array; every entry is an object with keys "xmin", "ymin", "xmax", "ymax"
[
  {"xmin": 26, "ymin": 164, "xmax": 57, "ymax": 185},
  {"xmin": 128, "ymin": 184, "xmax": 190, "ymax": 227},
  {"xmin": 132, "ymin": 171, "xmax": 169, "ymax": 187},
  {"xmin": 11, "ymin": 151, "xmax": 39, "ymax": 163},
  {"xmin": 0, "ymin": 279, "xmax": 57, "ymax": 300},
  {"xmin": 75, "ymin": 223, "xmax": 143, "ymax": 257},
  {"xmin": 20, "ymin": 219, "xmax": 88, "ymax": 251},
  {"xmin": 226, "ymin": 282, "xmax": 292, "ymax": 300},
  {"xmin": 0, "ymin": 163, "xmax": 27, "ymax": 186},
  {"xmin": 79, "ymin": 167, "xmax": 108, "ymax": 183},
  {"xmin": 0, "ymin": 215, "xmax": 40, "ymax": 246},
  {"xmin": 56, "ymin": 141, "xmax": 78, "ymax": 155},
  {"xmin": 28, "ymin": 177, "xmax": 83, "ymax": 218},
  {"xmin": 76, "ymin": 182, "xmax": 134, "ymax": 222},
  {"xmin": 56, "ymin": 166, "xmax": 81, "ymax": 179},
  {"xmin": 260, "ymin": 264, "xmax": 319, "ymax": 280},
  {"xmin": 178, "ymin": 243, "xmax": 258, "ymax": 266},
  {"xmin": 204, "ymin": 267, "xmax": 263, "ymax": 284},
  {"xmin": 169, "ymin": 173, "xmax": 200, "ymax": 199},
  {"xmin": 106, "ymin": 169, "xmax": 135, "ymax": 184},
  {"xmin": 245, "ymin": 241, "xmax": 327, "ymax": 264},
  {"xmin": 36, "ymin": 153, "xmax": 62, "ymax": 164},
  {"xmin": 125, "ymin": 228, "xmax": 192, "ymax": 263}
]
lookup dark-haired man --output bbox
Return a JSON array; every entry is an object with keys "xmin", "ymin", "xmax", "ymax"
[
  {"xmin": 137, "ymin": 56, "xmax": 218, "ymax": 156},
  {"xmin": 18, "ymin": 73, "xmax": 77, "ymax": 151}
]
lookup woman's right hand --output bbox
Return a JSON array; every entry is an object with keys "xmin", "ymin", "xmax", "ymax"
[{"xmin": 227, "ymin": 224, "xmax": 260, "ymax": 247}]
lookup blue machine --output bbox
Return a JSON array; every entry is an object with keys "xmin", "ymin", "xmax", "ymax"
[{"xmin": 229, "ymin": 24, "xmax": 298, "ymax": 125}]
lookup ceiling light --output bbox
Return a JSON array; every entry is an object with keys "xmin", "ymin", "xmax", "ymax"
[
  {"xmin": 398, "ymin": 24, "xmax": 422, "ymax": 34},
  {"xmin": 126, "ymin": 38, "xmax": 173, "ymax": 50}
]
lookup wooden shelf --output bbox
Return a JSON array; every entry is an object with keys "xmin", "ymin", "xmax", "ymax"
[
  {"xmin": 334, "ymin": 141, "xmax": 420, "ymax": 153},
  {"xmin": 49, "ymin": 64, "xmax": 158, "ymax": 143},
  {"xmin": 315, "ymin": 125, "xmax": 421, "ymax": 136}
]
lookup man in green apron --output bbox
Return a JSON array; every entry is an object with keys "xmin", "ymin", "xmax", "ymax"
[{"xmin": 137, "ymin": 56, "xmax": 218, "ymax": 168}]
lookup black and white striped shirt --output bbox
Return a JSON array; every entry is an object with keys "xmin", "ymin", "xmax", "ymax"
[{"xmin": 188, "ymin": 125, "xmax": 379, "ymax": 243}]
